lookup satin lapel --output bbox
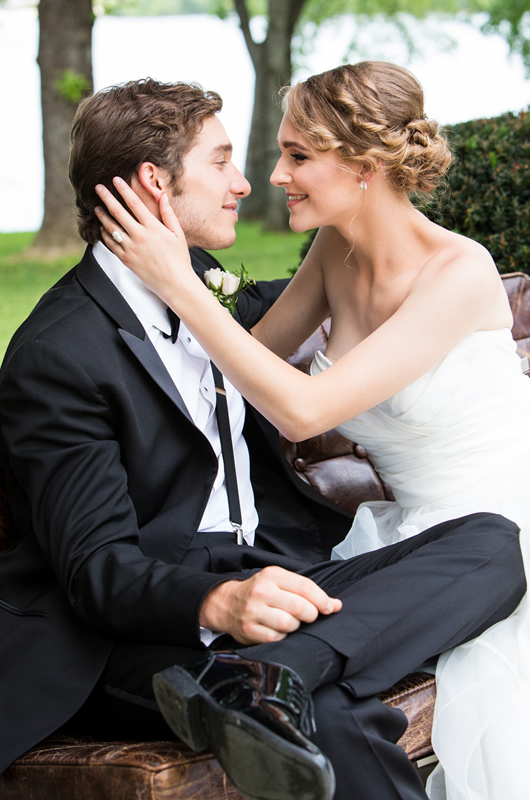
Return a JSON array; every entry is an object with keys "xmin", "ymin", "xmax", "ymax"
[
  {"xmin": 118, "ymin": 329, "xmax": 193, "ymax": 423},
  {"xmin": 76, "ymin": 247, "xmax": 145, "ymax": 338},
  {"xmin": 76, "ymin": 247, "xmax": 193, "ymax": 424},
  {"xmin": 189, "ymin": 248, "xmax": 209, "ymax": 282}
]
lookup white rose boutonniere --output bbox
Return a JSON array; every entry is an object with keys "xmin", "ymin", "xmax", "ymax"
[{"xmin": 203, "ymin": 263, "xmax": 255, "ymax": 317}]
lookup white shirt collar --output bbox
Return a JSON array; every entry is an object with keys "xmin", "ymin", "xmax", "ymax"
[{"xmin": 92, "ymin": 241, "xmax": 171, "ymax": 337}]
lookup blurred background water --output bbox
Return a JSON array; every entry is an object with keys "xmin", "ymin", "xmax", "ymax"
[{"xmin": 1, "ymin": 7, "xmax": 529, "ymax": 232}]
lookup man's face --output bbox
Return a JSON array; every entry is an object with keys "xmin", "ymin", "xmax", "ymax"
[{"xmin": 170, "ymin": 115, "xmax": 251, "ymax": 250}]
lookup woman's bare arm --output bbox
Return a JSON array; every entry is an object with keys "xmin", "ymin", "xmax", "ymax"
[
  {"xmin": 95, "ymin": 180, "xmax": 509, "ymax": 442},
  {"xmin": 250, "ymin": 230, "xmax": 331, "ymax": 358}
]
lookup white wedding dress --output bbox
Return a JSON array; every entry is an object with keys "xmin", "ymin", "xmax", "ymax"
[{"xmin": 311, "ymin": 328, "xmax": 530, "ymax": 800}]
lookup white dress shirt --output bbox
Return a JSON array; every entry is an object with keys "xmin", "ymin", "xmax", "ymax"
[
  {"xmin": 92, "ymin": 242, "xmax": 259, "ymax": 544},
  {"xmin": 93, "ymin": 243, "xmax": 259, "ymax": 643}
]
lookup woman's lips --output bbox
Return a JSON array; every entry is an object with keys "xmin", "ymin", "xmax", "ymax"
[{"xmin": 286, "ymin": 194, "xmax": 308, "ymax": 208}]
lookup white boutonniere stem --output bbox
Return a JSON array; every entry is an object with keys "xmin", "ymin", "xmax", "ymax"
[{"xmin": 203, "ymin": 264, "xmax": 255, "ymax": 316}]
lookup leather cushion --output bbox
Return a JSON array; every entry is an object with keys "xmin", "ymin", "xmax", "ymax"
[
  {"xmin": 0, "ymin": 738, "xmax": 243, "ymax": 800},
  {"xmin": 0, "ymin": 675, "xmax": 435, "ymax": 799}
]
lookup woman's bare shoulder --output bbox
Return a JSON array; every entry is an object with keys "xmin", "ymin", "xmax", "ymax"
[
  {"xmin": 422, "ymin": 226, "xmax": 499, "ymax": 287},
  {"xmin": 414, "ymin": 227, "xmax": 511, "ymax": 328}
]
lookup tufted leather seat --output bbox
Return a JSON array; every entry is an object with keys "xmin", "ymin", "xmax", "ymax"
[
  {"xmin": 1, "ymin": 271, "xmax": 528, "ymax": 799},
  {"xmin": 502, "ymin": 272, "xmax": 530, "ymax": 361}
]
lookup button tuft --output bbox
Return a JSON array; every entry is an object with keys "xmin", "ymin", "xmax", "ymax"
[{"xmin": 294, "ymin": 458, "xmax": 308, "ymax": 472}]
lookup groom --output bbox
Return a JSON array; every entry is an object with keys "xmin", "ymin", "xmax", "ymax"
[{"xmin": 0, "ymin": 78, "xmax": 525, "ymax": 800}]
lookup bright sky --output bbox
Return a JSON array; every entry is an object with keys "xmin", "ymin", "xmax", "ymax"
[{"xmin": 0, "ymin": 8, "xmax": 529, "ymax": 231}]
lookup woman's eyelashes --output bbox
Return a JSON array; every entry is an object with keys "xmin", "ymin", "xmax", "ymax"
[{"xmin": 291, "ymin": 153, "xmax": 308, "ymax": 163}]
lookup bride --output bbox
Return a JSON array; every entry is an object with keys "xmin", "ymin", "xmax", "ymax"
[{"xmin": 94, "ymin": 61, "xmax": 530, "ymax": 799}]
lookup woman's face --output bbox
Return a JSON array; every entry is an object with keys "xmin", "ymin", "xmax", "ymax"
[{"xmin": 270, "ymin": 116, "xmax": 362, "ymax": 233}]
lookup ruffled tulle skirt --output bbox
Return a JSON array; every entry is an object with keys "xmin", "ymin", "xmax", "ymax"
[{"xmin": 331, "ymin": 474, "xmax": 530, "ymax": 800}]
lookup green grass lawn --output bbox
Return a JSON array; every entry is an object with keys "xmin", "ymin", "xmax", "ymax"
[{"xmin": 0, "ymin": 223, "xmax": 304, "ymax": 358}]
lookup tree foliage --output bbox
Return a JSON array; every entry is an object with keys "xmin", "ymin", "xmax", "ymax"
[
  {"xmin": 207, "ymin": 0, "xmax": 529, "ymax": 231},
  {"xmin": 480, "ymin": 0, "xmax": 530, "ymax": 66},
  {"xmin": 426, "ymin": 108, "xmax": 530, "ymax": 274},
  {"xmin": 54, "ymin": 69, "xmax": 92, "ymax": 104}
]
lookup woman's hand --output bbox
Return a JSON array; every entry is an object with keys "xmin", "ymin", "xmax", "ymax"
[{"xmin": 94, "ymin": 178, "xmax": 195, "ymax": 305}]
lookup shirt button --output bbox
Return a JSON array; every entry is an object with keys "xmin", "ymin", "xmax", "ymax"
[{"xmin": 187, "ymin": 337, "xmax": 191, "ymax": 343}]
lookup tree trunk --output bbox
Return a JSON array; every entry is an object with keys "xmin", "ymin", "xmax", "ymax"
[
  {"xmin": 236, "ymin": 0, "xmax": 307, "ymax": 231},
  {"xmin": 31, "ymin": 0, "xmax": 93, "ymax": 256}
]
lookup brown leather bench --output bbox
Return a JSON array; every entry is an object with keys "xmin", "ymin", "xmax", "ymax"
[{"xmin": 1, "ymin": 271, "xmax": 529, "ymax": 800}]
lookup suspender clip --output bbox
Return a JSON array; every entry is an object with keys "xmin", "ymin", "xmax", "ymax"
[{"xmin": 232, "ymin": 523, "xmax": 245, "ymax": 546}]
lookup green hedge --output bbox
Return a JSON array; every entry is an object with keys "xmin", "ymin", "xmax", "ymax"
[
  {"xmin": 425, "ymin": 107, "xmax": 530, "ymax": 274},
  {"xmin": 299, "ymin": 107, "xmax": 530, "ymax": 274}
]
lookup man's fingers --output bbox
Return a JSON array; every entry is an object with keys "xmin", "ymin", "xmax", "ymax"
[
  {"xmin": 259, "ymin": 566, "xmax": 342, "ymax": 617},
  {"xmin": 238, "ymin": 608, "xmax": 302, "ymax": 645},
  {"xmin": 235, "ymin": 623, "xmax": 290, "ymax": 646},
  {"xmin": 199, "ymin": 569, "xmax": 341, "ymax": 647}
]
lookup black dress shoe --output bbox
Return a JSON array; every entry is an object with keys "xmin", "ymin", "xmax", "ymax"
[{"xmin": 152, "ymin": 651, "xmax": 335, "ymax": 800}]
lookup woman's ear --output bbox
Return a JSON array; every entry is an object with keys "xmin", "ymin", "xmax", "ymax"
[
  {"xmin": 137, "ymin": 162, "xmax": 169, "ymax": 202},
  {"xmin": 359, "ymin": 162, "xmax": 376, "ymax": 188}
]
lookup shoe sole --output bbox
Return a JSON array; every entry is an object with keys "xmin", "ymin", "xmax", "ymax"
[{"xmin": 153, "ymin": 665, "xmax": 335, "ymax": 800}]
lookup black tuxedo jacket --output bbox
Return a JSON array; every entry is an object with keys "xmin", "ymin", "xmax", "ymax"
[{"xmin": 0, "ymin": 246, "xmax": 351, "ymax": 772}]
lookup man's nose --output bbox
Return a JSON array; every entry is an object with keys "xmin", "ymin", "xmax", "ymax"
[{"xmin": 232, "ymin": 167, "xmax": 251, "ymax": 197}]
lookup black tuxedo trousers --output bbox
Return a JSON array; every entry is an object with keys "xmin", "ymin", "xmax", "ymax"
[{"xmin": 76, "ymin": 513, "xmax": 525, "ymax": 800}]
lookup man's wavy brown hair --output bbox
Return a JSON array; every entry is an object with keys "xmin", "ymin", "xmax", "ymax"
[{"xmin": 69, "ymin": 78, "xmax": 222, "ymax": 243}]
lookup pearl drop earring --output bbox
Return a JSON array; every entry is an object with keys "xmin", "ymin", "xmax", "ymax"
[{"xmin": 360, "ymin": 180, "xmax": 368, "ymax": 192}]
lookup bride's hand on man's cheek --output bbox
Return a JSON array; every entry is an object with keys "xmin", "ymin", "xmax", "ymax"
[{"xmin": 94, "ymin": 179, "xmax": 193, "ymax": 299}]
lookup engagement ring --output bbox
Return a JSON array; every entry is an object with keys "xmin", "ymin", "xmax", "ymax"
[{"xmin": 112, "ymin": 230, "xmax": 123, "ymax": 244}]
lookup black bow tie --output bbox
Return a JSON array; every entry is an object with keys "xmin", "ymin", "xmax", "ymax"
[{"xmin": 163, "ymin": 307, "xmax": 180, "ymax": 343}]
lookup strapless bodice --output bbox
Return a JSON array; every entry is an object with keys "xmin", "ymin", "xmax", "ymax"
[{"xmin": 311, "ymin": 329, "xmax": 530, "ymax": 510}]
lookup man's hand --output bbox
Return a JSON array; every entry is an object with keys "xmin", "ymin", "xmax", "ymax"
[{"xmin": 199, "ymin": 566, "xmax": 342, "ymax": 645}]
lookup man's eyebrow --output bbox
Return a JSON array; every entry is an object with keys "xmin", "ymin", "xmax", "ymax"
[
  {"xmin": 279, "ymin": 140, "xmax": 310, "ymax": 151},
  {"xmin": 210, "ymin": 144, "xmax": 233, "ymax": 156}
]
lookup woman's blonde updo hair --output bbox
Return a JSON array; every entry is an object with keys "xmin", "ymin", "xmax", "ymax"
[{"xmin": 283, "ymin": 61, "xmax": 451, "ymax": 195}]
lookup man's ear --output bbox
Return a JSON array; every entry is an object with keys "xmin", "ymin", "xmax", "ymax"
[{"xmin": 136, "ymin": 162, "xmax": 170, "ymax": 202}]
